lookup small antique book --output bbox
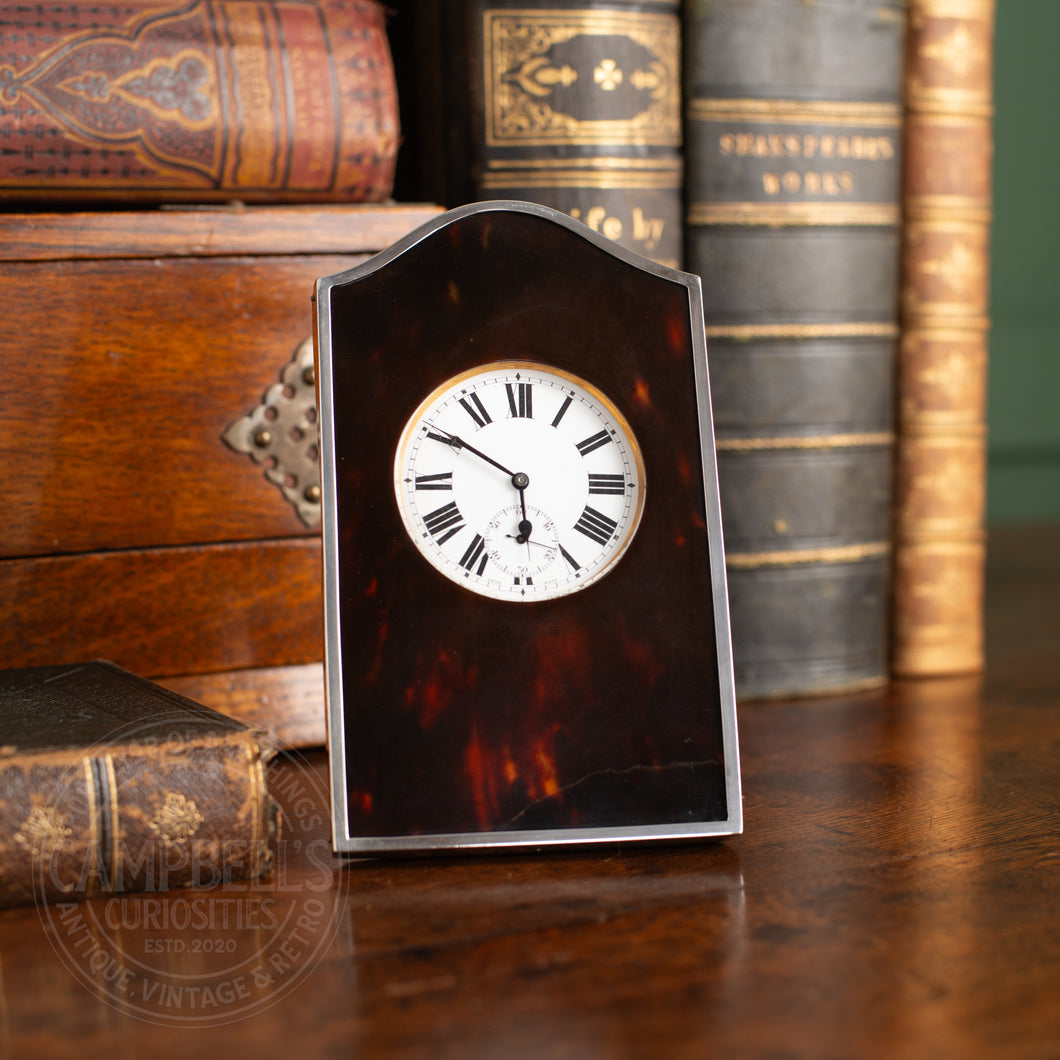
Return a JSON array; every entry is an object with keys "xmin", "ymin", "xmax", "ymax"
[{"xmin": 0, "ymin": 662, "xmax": 277, "ymax": 909}]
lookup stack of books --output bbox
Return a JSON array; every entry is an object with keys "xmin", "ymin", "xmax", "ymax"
[{"xmin": 386, "ymin": 0, "xmax": 996, "ymax": 700}]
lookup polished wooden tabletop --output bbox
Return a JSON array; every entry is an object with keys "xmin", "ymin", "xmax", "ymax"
[{"xmin": 2, "ymin": 523, "xmax": 1057, "ymax": 1059}]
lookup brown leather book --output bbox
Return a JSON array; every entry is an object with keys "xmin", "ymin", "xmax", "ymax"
[
  {"xmin": 892, "ymin": 0, "xmax": 995, "ymax": 676},
  {"xmin": 0, "ymin": 0, "xmax": 399, "ymax": 204},
  {"xmin": 0, "ymin": 662, "xmax": 276, "ymax": 910},
  {"xmin": 392, "ymin": 0, "xmax": 684, "ymax": 268}
]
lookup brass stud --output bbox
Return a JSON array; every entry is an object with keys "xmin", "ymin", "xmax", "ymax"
[
  {"xmin": 253, "ymin": 428, "xmax": 273, "ymax": 448},
  {"xmin": 304, "ymin": 484, "xmax": 321, "ymax": 504}
]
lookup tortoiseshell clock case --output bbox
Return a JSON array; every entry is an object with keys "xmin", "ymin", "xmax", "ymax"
[{"xmin": 315, "ymin": 201, "xmax": 741, "ymax": 853}]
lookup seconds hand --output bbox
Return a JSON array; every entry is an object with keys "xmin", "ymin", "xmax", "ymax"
[{"xmin": 430, "ymin": 427, "xmax": 533, "ymax": 539}]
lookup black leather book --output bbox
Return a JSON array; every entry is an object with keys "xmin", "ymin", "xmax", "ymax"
[
  {"xmin": 683, "ymin": 0, "xmax": 906, "ymax": 697},
  {"xmin": 391, "ymin": 0, "xmax": 684, "ymax": 268}
]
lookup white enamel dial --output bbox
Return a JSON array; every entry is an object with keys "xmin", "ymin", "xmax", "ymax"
[{"xmin": 394, "ymin": 361, "xmax": 646, "ymax": 601}]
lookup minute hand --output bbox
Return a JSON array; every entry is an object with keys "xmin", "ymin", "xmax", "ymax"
[{"xmin": 434, "ymin": 428, "xmax": 519, "ymax": 479}]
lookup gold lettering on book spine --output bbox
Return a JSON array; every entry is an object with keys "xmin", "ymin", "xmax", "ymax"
[{"xmin": 686, "ymin": 99, "xmax": 901, "ymax": 220}]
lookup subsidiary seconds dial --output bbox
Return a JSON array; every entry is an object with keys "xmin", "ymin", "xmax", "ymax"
[{"xmin": 394, "ymin": 361, "xmax": 646, "ymax": 601}]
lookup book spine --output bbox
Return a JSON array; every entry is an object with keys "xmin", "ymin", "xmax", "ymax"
[
  {"xmin": 684, "ymin": 0, "xmax": 906, "ymax": 698},
  {"xmin": 421, "ymin": 0, "xmax": 684, "ymax": 268},
  {"xmin": 0, "ymin": 733, "xmax": 275, "ymax": 909},
  {"xmin": 892, "ymin": 0, "xmax": 995, "ymax": 676},
  {"xmin": 0, "ymin": 0, "xmax": 399, "ymax": 204}
]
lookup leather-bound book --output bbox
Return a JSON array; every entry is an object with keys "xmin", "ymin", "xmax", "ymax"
[
  {"xmin": 892, "ymin": 0, "xmax": 995, "ymax": 676},
  {"xmin": 393, "ymin": 0, "xmax": 684, "ymax": 268},
  {"xmin": 684, "ymin": 0, "xmax": 906, "ymax": 698},
  {"xmin": 0, "ymin": 662, "xmax": 276, "ymax": 910},
  {"xmin": 0, "ymin": 0, "xmax": 398, "ymax": 204}
]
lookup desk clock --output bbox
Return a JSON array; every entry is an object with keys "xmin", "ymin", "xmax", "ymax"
[{"xmin": 315, "ymin": 201, "xmax": 741, "ymax": 852}]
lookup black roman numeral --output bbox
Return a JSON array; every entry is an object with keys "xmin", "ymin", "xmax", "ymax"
[
  {"xmin": 551, "ymin": 394, "xmax": 573, "ymax": 428},
  {"xmin": 587, "ymin": 473, "xmax": 625, "ymax": 495},
  {"xmin": 423, "ymin": 501, "xmax": 464, "ymax": 544},
  {"xmin": 458, "ymin": 391, "xmax": 492, "ymax": 428},
  {"xmin": 414, "ymin": 471, "xmax": 453, "ymax": 491},
  {"xmin": 575, "ymin": 429, "xmax": 612, "ymax": 457},
  {"xmin": 425, "ymin": 428, "xmax": 457, "ymax": 447},
  {"xmin": 560, "ymin": 545, "xmax": 581, "ymax": 571},
  {"xmin": 505, "ymin": 381, "xmax": 532, "ymax": 418},
  {"xmin": 459, "ymin": 534, "xmax": 489, "ymax": 576},
  {"xmin": 573, "ymin": 505, "xmax": 618, "ymax": 546}
]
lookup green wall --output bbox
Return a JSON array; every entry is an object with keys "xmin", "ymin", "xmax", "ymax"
[{"xmin": 988, "ymin": 0, "xmax": 1060, "ymax": 523}]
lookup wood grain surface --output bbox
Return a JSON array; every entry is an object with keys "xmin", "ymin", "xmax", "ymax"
[
  {"xmin": 0, "ymin": 205, "xmax": 442, "ymax": 262},
  {"xmin": 7, "ymin": 253, "xmax": 363, "ymax": 556},
  {"xmin": 0, "ymin": 523, "xmax": 1056, "ymax": 1057},
  {"xmin": 2, "ymin": 204, "xmax": 442, "ymax": 558},
  {"xmin": 160, "ymin": 663, "xmax": 326, "ymax": 749},
  {"xmin": 0, "ymin": 539, "xmax": 323, "ymax": 677}
]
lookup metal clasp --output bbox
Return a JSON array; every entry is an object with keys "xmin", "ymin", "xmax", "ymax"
[{"xmin": 223, "ymin": 337, "xmax": 321, "ymax": 528}]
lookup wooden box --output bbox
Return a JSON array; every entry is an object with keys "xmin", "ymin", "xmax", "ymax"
[{"xmin": 0, "ymin": 204, "xmax": 441, "ymax": 747}]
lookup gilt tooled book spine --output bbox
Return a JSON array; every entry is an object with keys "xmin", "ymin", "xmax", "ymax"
[
  {"xmin": 0, "ymin": 662, "xmax": 277, "ymax": 910},
  {"xmin": 892, "ymin": 0, "xmax": 995, "ymax": 677},
  {"xmin": 683, "ymin": 0, "xmax": 906, "ymax": 698},
  {"xmin": 405, "ymin": 0, "xmax": 683, "ymax": 268},
  {"xmin": 0, "ymin": 0, "xmax": 399, "ymax": 204}
]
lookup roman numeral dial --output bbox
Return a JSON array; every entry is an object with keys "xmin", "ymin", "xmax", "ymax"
[
  {"xmin": 458, "ymin": 392, "xmax": 492, "ymax": 428},
  {"xmin": 575, "ymin": 429, "xmax": 612, "ymax": 457},
  {"xmin": 414, "ymin": 471, "xmax": 453, "ymax": 491},
  {"xmin": 394, "ymin": 361, "xmax": 646, "ymax": 602},
  {"xmin": 573, "ymin": 505, "xmax": 618, "ymax": 545},
  {"xmin": 505, "ymin": 381, "xmax": 532, "ymax": 419},
  {"xmin": 588, "ymin": 473, "xmax": 625, "ymax": 495},
  {"xmin": 422, "ymin": 501, "xmax": 464, "ymax": 544}
]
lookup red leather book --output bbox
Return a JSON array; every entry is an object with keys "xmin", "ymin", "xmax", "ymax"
[{"xmin": 0, "ymin": 0, "xmax": 399, "ymax": 203}]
